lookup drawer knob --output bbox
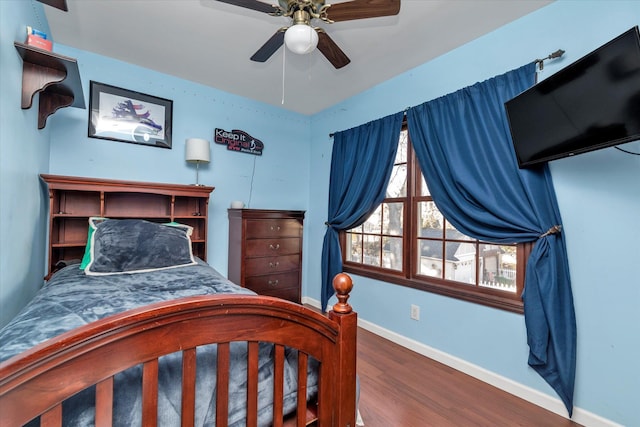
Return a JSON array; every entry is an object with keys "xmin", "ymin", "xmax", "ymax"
[
  {"xmin": 270, "ymin": 225, "xmax": 281, "ymax": 231},
  {"xmin": 268, "ymin": 279, "xmax": 279, "ymax": 287},
  {"xmin": 269, "ymin": 243, "xmax": 280, "ymax": 250},
  {"xmin": 269, "ymin": 261, "xmax": 280, "ymax": 268}
]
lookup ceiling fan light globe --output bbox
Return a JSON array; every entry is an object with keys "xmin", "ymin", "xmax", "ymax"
[{"xmin": 284, "ymin": 24, "xmax": 318, "ymax": 55}]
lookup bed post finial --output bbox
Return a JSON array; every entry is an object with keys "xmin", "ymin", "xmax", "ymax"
[
  {"xmin": 332, "ymin": 273, "xmax": 353, "ymax": 314},
  {"xmin": 328, "ymin": 273, "xmax": 357, "ymax": 426}
]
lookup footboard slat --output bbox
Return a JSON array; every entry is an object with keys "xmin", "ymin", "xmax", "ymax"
[
  {"xmin": 297, "ymin": 352, "xmax": 309, "ymax": 427},
  {"xmin": 142, "ymin": 359, "xmax": 159, "ymax": 425},
  {"xmin": 273, "ymin": 344, "xmax": 285, "ymax": 427},
  {"xmin": 95, "ymin": 377, "xmax": 113, "ymax": 427},
  {"xmin": 40, "ymin": 404, "xmax": 62, "ymax": 427},
  {"xmin": 216, "ymin": 342, "xmax": 230, "ymax": 427},
  {"xmin": 247, "ymin": 341, "xmax": 259, "ymax": 427},
  {"xmin": 182, "ymin": 348, "xmax": 197, "ymax": 426}
]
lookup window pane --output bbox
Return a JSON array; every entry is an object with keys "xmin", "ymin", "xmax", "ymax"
[
  {"xmin": 363, "ymin": 205, "xmax": 382, "ymax": 233},
  {"xmin": 396, "ymin": 130, "xmax": 408, "ymax": 163},
  {"xmin": 444, "ymin": 219, "xmax": 474, "ymax": 241},
  {"xmin": 417, "ymin": 240, "xmax": 442, "ymax": 278},
  {"xmin": 479, "ymin": 244, "xmax": 517, "ymax": 293},
  {"xmin": 382, "ymin": 202, "xmax": 403, "ymax": 235},
  {"xmin": 350, "ymin": 223, "xmax": 363, "ymax": 233},
  {"xmin": 386, "ymin": 164, "xmax": 407, "ymax": 198},
  {"xmin": 346, "ymin": 233, "xmax": 362, "ymax": 263},
  {"xmin": 417, "ymin": 201, "xmax": 443, "ymax": 238},
  {"xmin": 446, "ymin": 242, "xmax": 476, "ymax": 284},
  {"xmin": 383, "ymin": 236, "xmax": 403, "ymax": 270},
  {"xmin": 363, "ymin": 235, "xmax": 381, "ymax": 267},
  {"xmin": 419, "ymin": 174, "xmax": 430, "ymax": 197}
]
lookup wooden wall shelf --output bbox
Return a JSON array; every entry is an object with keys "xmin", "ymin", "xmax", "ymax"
[
  {"xmin": 37, "ymin": 0, "xmax": 68, "ymax": 11},
  {"xmin": 14, "ymin": 42, "xmax": 85, "ymax": 129}
]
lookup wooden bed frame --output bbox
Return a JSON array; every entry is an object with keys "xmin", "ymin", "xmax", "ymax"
[
  {"xmin": 0, "ymin": 275, "xmax": 357, "ymax": 427},
  {"xmin": 0, "ymin": 176, "xmax": 358, "ymax": 427}
]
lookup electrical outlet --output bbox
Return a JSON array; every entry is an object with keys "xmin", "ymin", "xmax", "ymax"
[{"xmin": 410, "ymin": 304, "xmax": 420, "ymax": 321}]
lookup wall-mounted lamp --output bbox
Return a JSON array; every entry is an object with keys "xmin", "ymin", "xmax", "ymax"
[{"xmin": 185, "ymin": 138, "xmax": 210, "ymax": 186}]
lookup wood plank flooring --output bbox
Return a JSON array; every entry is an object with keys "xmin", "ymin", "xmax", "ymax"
[{"xmin": 356, "ymin": 328, "xmax": 583, "ymax": 427}]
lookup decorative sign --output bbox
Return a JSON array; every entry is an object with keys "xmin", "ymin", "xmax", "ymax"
[{"xmin": 214, "ymin": 128, "xmax": 264, "ymax": 156}]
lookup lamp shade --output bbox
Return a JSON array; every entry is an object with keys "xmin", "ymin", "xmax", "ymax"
[
  {"xmin": 185, "ymin": 138, "xmax": 210, "ymax": 163},
  {"xmin": 284, "ymin": 24, "xmax": 318, "ymax": 55}
]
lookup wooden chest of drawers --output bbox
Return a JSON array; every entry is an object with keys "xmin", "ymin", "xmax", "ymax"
[{"xmin": 228, "ymin": 209, "xmax": 304, "ymax": 303}]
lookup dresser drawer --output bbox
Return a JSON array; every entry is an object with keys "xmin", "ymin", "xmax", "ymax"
[
  {"xmin": 245, "ymin": 237, "xmax": 300, "ymax": 257},
  {"xmin": 246, "ymin": 219, "xmax": 301, "ymax": 238},
  {"xmin": 245, "ymin": 254, "xmax": 300, "ymax": 276},
  {"xmin": 244, "ymin": 271, "xmax": 300, "ymax": 294},
  {"xmin": 258, "ymin": 287, "xmax": 300, "ymax": 302}
]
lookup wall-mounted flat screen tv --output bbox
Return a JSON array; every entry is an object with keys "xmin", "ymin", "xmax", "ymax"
[{"xmin": 505, "ymin": 26, "xmax": 640, "ymax": 168}]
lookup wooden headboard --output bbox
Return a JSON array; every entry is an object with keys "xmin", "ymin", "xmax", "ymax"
[{"xmin": 40, "ymin": 175, "xmax": 214, "ymax": 278}]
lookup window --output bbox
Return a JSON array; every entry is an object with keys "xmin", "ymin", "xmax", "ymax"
[{"xmin": 341, "ymin": 125, "xmax": 529, "ymax": 313}]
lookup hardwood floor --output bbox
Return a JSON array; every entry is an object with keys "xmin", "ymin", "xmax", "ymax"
[{"xmin": 356, "ymin": 328, "xmax": 583, "ymax": 427}]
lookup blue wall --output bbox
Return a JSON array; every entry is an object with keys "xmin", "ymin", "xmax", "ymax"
[
  {"xmin": 307, "ymin": 2, "xmax": 639, "ymax": 426},
  {"xmin": 1, "ymin": 0, "xmax": 639, "ymax": 425},
  {"xmin": 0, "ymin": 1, "xmax": 51, "ymax": 326}
]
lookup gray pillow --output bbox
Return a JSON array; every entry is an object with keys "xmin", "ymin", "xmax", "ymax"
[{"xmin": 84, "ymin": 218, "xmax": 197, "ymax": 275}]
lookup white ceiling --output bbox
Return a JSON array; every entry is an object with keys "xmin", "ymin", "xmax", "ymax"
[{"xmin": 44, "ymin": 0, "xmax": 553, "ymax": 115}]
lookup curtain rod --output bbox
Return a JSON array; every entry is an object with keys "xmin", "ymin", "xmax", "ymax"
[
  {"xmin": 329, "ymin": 50, "xmax": 565, "ymax": 138},
  {"xmin": 329, "ymin": 107, "xmax": 410, "ymax": 138},
  {"xmin": 535, "ymin": 49, "xmax": 565, "ymax": 71}
]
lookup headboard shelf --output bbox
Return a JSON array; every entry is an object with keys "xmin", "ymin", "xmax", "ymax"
[{"xmin": 41, "ymin": 175, "xmax": 215, "ymax": 278}]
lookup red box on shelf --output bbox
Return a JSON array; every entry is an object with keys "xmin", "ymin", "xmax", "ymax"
[{"xmin": 26, "ymin": 34, "xmax": 52, "ymax": 51}]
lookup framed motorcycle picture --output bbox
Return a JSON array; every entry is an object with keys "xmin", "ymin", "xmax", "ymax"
[{"xmin": 88, "ymin": 81, "xmax": 173, "ymax": 148}]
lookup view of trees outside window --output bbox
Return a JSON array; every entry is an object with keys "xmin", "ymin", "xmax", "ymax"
[
  {"xmin": 346, "ymin": 201, "xmax": 404, "ymax": 270},
  {"xmin": 346, "ymin": 130, "xmax": 406, "ymax": 271},
  {"xmin": 344, "ymin": 127, "xmax": 520, "ymax": 303}
]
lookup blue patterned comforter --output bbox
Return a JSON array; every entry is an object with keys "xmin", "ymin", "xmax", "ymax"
[{"xmin": 0, "ymin": 260, "xmax": 317, "ymax": 426}]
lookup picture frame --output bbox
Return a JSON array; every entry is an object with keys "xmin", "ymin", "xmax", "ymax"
[{"xmin": 88, "ymin": 81, "xmax": 173, "ymax": 149}]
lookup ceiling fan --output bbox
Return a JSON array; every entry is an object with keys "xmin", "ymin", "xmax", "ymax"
[{"xmin": 214, "ymin": 0, "xmax": 401, "ymax": 69}]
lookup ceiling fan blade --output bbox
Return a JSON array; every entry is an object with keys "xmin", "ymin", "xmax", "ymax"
[
  {"xmin": 325, "ymin": 0, "xmax": 400, "ymax": 22},
  {"xmin": 317, "ymin": 31, "xmax": 351, "ymax": 69},
  {"xmin": 250, "ymin": 29, "xmax": 285, "ymax": 62},
  {"xmin": 214, "ymin": 0, "xmax": 276, "ymax": 14}
]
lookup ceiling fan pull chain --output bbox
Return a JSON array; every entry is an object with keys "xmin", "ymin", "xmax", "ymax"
[
  {"xmin": 308, "ymin": 43, "xmax": 313, "ymax": 83},
  {"xmin": 282, "ymin": 47, "xmax": 286, "ymax": 105}
]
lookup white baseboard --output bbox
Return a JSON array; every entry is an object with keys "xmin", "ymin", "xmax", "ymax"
[{"xmin": 302, "ymin": 296, "xmax": 621, "ymax": 427}]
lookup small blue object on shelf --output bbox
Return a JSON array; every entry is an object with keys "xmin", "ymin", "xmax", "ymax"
[{"xmin": 27, "ymin": 26, "xmax": 48, "ymax": 39}]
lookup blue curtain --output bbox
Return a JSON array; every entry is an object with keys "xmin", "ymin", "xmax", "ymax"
[
  {"xmin": 406, "ymin": 63, "xmax": 576, "ymax": 415},
  {"xmin": 321, "ymin": 112, "xmax": 404, "ymax": 311}
]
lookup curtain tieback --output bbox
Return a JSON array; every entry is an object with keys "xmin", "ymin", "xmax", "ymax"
[
  {"xmin": 540, "ymin": 224, "xmax": 562, "ymax": 238},
  {"xmin": 324, "ymin": 221, "xmax": 332, "ymax": 228}
]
